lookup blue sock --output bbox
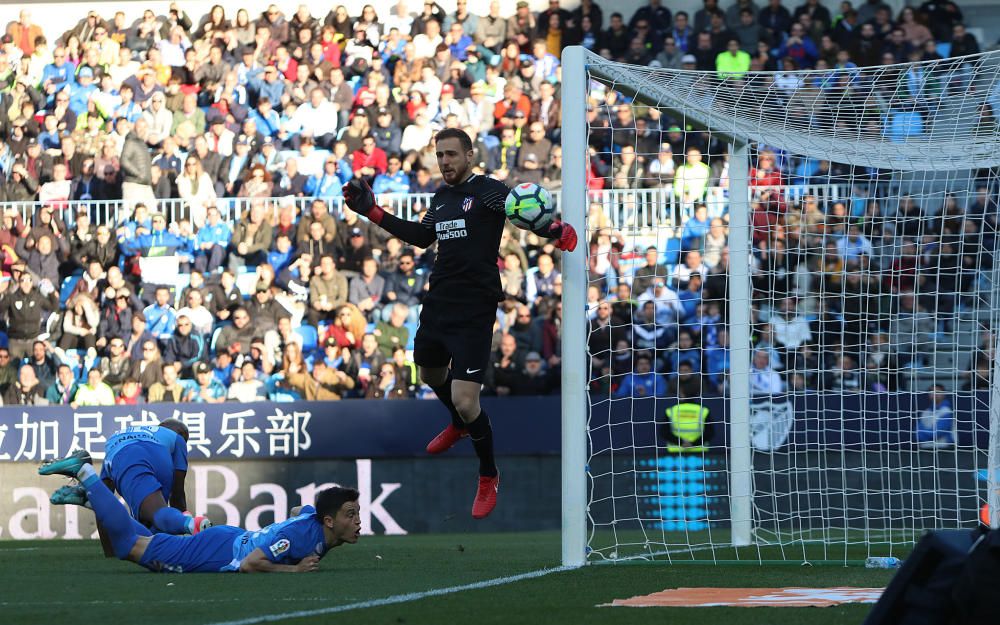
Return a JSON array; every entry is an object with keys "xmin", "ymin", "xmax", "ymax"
[
  {"xmin": 153, "ymin": 507, "xmax": 191, "ymax": 535},
  {"xmin": 83, "ymin": 475, "xmax": 144, "ymax": 559}
]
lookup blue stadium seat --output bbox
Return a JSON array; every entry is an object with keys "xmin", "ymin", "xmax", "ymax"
[
  {"xmin": 173, "ymin": 273, "xmax": 191, "ymax": 305},
  {"xmin": 404, "ymin": 321, "xmax": 418, "ymax": 350},
  {"xmin": 296, "ymin": 324, "xmax": 318, "ymax": 354},
  {"xmin": 61, "ymin": 349, "xmax": 85, "ymax": 379},
  {"xmin": 271, "ymin": 390, "xmax": 302, "ymax": 402},
  {"xmin": 235, "ymin": 270, "xmax": 258, "ymax": 298},
  {"xmin": 265, "ymin": 374, "xmax": 301, "ymax": 402},
  {"xmin": 662, "ymin": 238, "xmax": 682, "ymax": 266},
  {"xmin": 59, "ymin": 275, "xmax": 81, "ymax": 306},
  {"xmin": 210, "ymin": 326, "xmax": 225, "ymax": 353}
]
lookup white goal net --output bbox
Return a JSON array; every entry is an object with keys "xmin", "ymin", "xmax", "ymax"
[{"xmin": 560, "ymin": 47, "xmax": 1000, "ymax": 565}]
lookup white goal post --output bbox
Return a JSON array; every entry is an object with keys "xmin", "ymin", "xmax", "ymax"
[{"xmin": 560, "ymin": 45, "xmax": 1000, "ymax": 566}]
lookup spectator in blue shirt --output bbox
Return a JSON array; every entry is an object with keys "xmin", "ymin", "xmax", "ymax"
[
  {"xmin": 152, "ymin": 137, "xmax": 183, "ymax": 176},
  {"xmin": 37, "ymin": 114, "xmax": 61, "ymax": 152},
  {"xmin": 372, "ymin": 154, "xmax": 410, "ymax": 194},
  {"xmin": 681, "ymin": 203, "xmax": 711, "ymax": 250},
  {"xmin": 916, "ymin": 385, "xmax": 955, "ymax": 448},
  {"xmin": 249, "ymin": 96, "xmax": 281, "ymax": 138},
  {"xmin": 380, "ymin": 27, "xmax": 407, "ymax": 61},
  {"xmin": 212, "ymin": 350, "xmax": 235, "ymax": 387},
  {"xmin": 447, "ymin": 22, "xmax": 474, "ymax": 60},
  {"xmin": 530, "ymin": 40, "xmax": 560, "ymax": 80},
  {"xmin": 836, "ymin": 224, "xmax": 873, "ymax": 262},
  {"xmin": 68, "ymin": 66, "xmax": 98, "ymax": 116},
  {"xmin": 41, "ymin": 46, "xmax": 75, "ymax": 101},
  {"xmin": 144, "ymin": 286, "xmax": 178, "ymax": 341},
  {"xmin": 194, "ymin": 205, "xmax": 232, "ymax": 274},
  {"xmin": 670, "ymin": 330, "xmax": 702, "ymax": 374},
  {"xmin": 409, "ymin": 166, "xmax": 438, "ymax": 193},
  {"xmin": 186, "ymin": 361, "xmax": 227, "ymax": 403},
  {"xmin": 268, "ymin": 232, "xmax": 295, "ymax": 279},
  {"xmin": 305, "ymin": 157, "xmax": 345, "ymax": 199},
  {"xmin": 613, "ymin": 353, "xmax": 667, "ymax": 398},
  {"xmin": 113, "ymin": 84, "xmax": 143, "ymax": 122},
  {"xmin": 328, "ymin": 141, "xmax": 354, "ymax": 184},
  {"xmin": 777, "ymin": 23, "xmax": 818, "ymax": 69},
  {"xmin": 677, "ymin": 274, "xmax": 702, "ymax": 322},
  {"xmin": 117, "ymin": 203, "xmax": 151, "ymax": 242},
  {"xmin": 371, "ymin": 108, "xmax": 402, "ymax": 156},
  {"xmin": 705, "ymin": 328, "xmax": 730, "ymax": 391},
  {"xmin": 249, "ymin": 65, "xmax": 286, "ymax": 110},
  {"xmin": 120, "ymin": 212, "xmax": 186, "ymax": 256},
  {"xmin": 174, "ymin": 219, "xmax": 198, "ymax": 271}
]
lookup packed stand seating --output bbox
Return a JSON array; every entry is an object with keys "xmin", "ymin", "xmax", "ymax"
[{"xmin": 0, "ymin": 0, "xmax": 993, "ymax": 406}]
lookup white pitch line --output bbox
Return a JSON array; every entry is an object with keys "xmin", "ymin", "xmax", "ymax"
[
  {"xmin": 203, "ymin": 566, "xmax": 574, "ymax": 625},
  {"xmin": 2, "ymin": 598, "xmax": 333, "ymax": 607}
]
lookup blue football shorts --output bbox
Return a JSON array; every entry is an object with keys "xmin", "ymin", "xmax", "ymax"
[
  {"xmin": 100, "ymin": 441, "xmax": 174, "ymax": 518},
  {"xmin": 138, "ymin": 526, "xmax": 244, "ymax": 573}
]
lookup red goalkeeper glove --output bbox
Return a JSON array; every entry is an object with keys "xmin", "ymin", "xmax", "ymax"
[
  {"xmin": 547, "ymin": 219, "xmax": 578, "ymax": 252},
  {"xmin": 342, "ymin": 178, "xmax": 385, "ymax": 224}
]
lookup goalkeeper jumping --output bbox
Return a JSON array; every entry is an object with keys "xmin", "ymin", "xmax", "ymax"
[{"xmin": 342, "ymin": 128, "xmax": 577, "ymax": 519}]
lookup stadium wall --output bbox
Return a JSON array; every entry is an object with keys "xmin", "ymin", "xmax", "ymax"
[
  {"xmin": 1, "ymin": 392, "xmax": 988, "ymax": 539},
  {"xmin": 0, "ymin": 397, "xmax": 563, "ymax": 539}
]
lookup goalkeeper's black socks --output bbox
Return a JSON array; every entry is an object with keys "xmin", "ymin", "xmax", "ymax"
[
  {"xmin": 467, "ymin": 410, "xmax": 498, "ymax": 477},
  {"xmin": 430, "ymin": 372, "xmax": 466, "ymax": 430}
]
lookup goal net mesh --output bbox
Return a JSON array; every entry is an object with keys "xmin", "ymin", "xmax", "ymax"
[{"xmin": 581, "ymin": 49, "xmax": 1000, "ymax": 563}]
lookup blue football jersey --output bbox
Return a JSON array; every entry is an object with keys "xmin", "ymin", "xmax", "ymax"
[
  {"xmin": 104, "ymin": 425, "xmax": 188, "ymax": 471},
  {"xmin": 224, "ymin": 506, "xmax": 327, "ymax": 571}
]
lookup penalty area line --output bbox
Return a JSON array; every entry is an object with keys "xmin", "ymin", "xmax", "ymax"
[{"xmin": 203, "ymin": 565, "xmax": 574, "ymax": 625}]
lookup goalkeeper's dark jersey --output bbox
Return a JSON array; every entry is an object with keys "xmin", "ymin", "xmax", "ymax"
[{"xmin": 419, "ymin": 174, "xmax": 510, "ymax": 307}]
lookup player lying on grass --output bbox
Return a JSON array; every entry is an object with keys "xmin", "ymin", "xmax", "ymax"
[
  {"xmin": 40, "ymin": 449, "xmax": 360, "ymax": 573},
  {"xmin": 342, "ymin": 127, "xmax": 577, "ymax": 520},
  {"xmin": 40, "ymin": 420, "xmax": 211, "ymax": 545}
]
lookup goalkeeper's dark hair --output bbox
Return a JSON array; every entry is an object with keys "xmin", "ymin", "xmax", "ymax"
[
  {"xmin": 435, "ymin": 127, "xmax": 472, "ymax": 153},
  {"xmin": 315, "ymin": 486, "xmax": 360, "ymax": 520}
]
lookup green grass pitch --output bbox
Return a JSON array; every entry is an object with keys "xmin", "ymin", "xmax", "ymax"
[{"xmin": 1, "ymin": 531, "xmax": 896, "ymax": 625}]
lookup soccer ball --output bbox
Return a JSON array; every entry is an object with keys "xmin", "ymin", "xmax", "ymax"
[{"xmin": 504, "ymin": 182, "xmax": 554, "ymax": 231}]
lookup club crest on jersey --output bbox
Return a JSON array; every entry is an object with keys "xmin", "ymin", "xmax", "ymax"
[
  {"xmin": 461, "ymin": 196, "xmax": 474, "ymax": 212},
  {"xmin": 269, "ymin": 539, "xmax": 291, "ymax": 557}
]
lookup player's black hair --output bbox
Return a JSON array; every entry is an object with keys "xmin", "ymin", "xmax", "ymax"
[
  {"xmin": 315, "ymin": 486, "xmax": 360, "ymax": 521},
  {"xmin": 434, "ymin": 127, "xmax": 472, "ymax": 153},
  {"xmin": 159, "ymin": 418, "xmax": 190, "ymax": 442}
]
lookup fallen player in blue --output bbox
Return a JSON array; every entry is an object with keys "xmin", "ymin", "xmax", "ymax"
[
  {"xmin": 41, "ymin": 452, "xmax": 360, "ymax": 573},
  {"xmin": 40, "ymin": 419, "xmax": 210, "ymax": 539}
]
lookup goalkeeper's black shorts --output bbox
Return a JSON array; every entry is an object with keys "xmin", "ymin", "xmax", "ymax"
[{"xmin": 413, "ymin": 300, "xmax": 496, "ymax": 384}]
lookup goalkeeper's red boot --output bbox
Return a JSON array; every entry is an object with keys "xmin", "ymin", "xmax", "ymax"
[
  {"xmin": 426, "ymin": 424, "xmax": 468, "ymax": 455},
  {"xmin": 471, "ymin": 474, "xmax": 499, "ymax": 519}
]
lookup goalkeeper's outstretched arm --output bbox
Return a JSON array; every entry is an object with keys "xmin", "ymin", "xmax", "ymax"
[{"xmin": 342, "ymin": 179, "xmax": 436, "ymax": 248}]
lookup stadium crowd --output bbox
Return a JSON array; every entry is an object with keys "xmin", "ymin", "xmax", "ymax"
[{"xmin": 0, "ymin": 0, "xmax": 992, "ymax": 406}]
